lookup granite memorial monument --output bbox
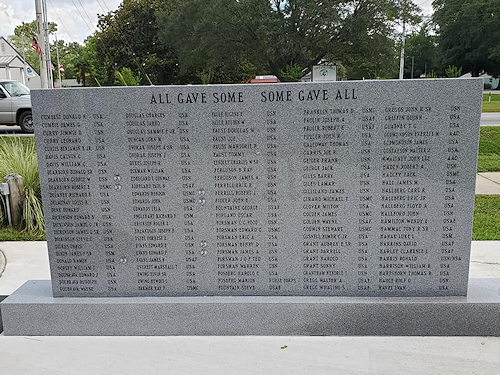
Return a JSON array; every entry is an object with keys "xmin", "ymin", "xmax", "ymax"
[{"xmin": 2, "ymin": 78, "xmax": 499, "ymax": 336}]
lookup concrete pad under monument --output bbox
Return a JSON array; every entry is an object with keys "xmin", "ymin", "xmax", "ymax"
[{"xmin": 2, "ymin": 78, "xmax": 499, "ymax": 336}]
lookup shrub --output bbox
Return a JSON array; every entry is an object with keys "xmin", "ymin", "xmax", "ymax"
[
  {"xmin": 445, "ymin": 65, "xmax": 462, "ymax": 78},
  {"xmin": 0, "ymin": 138, "xmax": 44, "ymax": 233}
]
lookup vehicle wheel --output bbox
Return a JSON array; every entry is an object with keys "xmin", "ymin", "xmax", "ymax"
[{"xmin": 19, "ymin": 111, "xmax": 34, "ymax": 133}]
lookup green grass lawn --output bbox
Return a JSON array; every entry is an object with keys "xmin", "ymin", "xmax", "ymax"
[
  {"xmin": 0, "ymin": 227, "xmax": 45, "ymax": 241},
  {"xmin": 473, "ymin": 196, "xmax": 500, "ymax": 240},
  {"xmin": 478, "ymin": 127, "xmax": 500, "ymax": 172},
  {"xmin": 483, "ymin": 93, "xmax": 500, "ymax": 112}
]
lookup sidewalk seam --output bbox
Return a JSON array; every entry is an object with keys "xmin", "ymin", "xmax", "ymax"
[
  {"xmin": 477, "ymin": 173, "xmax": 500, "ymax": 186},
  {"xmin": 471, "ymin": 260, "xmax": 500, "ymax": 266}
]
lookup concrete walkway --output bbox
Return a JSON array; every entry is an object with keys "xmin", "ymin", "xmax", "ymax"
[
  {"xmin": 481, "ymin": 112, "xmax": 500, "ymax": 126},
  {"xmin": 476, "ymin": 172, "xmax": 500, "ymax": 195},
  {"xmin": 0, "ymin": 242, "xmax": 50, "ymax": 295},
  {"xmin": 0, "ymin": 335, "xmax": 499, "ymax": 375}
]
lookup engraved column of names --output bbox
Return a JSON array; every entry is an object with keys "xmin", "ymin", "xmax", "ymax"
[
  {"xmin": 40, "ymin": 113, "xmax": 97, "ymax": 293},
  {"xmin": 126, "ymin": 111, "xmax": 177, "ymax": 293},
  {"xmin": 379, "ymin": 105, "xmax": 434, "ymax": 292},
  {"xmin": 300, "ymin": 106, "xmax": 350, "ymax": 293},
  {"xmin": 212, "ymin": 110, "xmax": 262, "ymax": 293}
]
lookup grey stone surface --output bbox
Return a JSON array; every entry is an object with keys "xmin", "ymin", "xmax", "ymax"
[
  {"xmin": 31, "ymin": 79, "xmax": 483, "ymax": 297},
  {"xmin": 1, "ymin": 279, "xmax": 500, "ymax": 336}
]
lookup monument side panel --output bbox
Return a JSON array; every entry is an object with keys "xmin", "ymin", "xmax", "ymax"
[{"xmin": 31, "ymin": 79, "xmax": 482, "ymax": 297}]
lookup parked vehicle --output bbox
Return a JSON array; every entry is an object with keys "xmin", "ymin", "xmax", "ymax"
[{"xmin": 0, "ymin": 80, "xmax": 33, "ymax": 133}]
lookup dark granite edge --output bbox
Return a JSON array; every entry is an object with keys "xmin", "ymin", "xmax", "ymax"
[{"xmin": 0, "ymin": 295, "xmax": 7, "ymax": 333}]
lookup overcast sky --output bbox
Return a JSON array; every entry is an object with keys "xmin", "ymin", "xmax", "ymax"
[
  {"xmin": 0, "ymin": 0, "xmax": 122, "ymax": 44},
  {"xmin": 1, "ymin": 0, "xmax": 433, "ymax": 45}
]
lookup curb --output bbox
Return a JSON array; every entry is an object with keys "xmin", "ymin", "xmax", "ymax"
[{"xmin": 0, "ymin": 249, "xmax": 6, "ymax": 277}]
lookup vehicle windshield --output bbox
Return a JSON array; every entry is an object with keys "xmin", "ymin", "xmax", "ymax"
[{"xmin": 0, "ymin": 81, "xmax": 30, "ymax": 97}]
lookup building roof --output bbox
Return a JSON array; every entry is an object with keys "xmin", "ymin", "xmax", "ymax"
[
  {"xmin": 250, "ymin": 78, "xmax": 279, "ymax": 83},
  {"xmin": 0, "ymin": 55, "xmax": 16, "ymax": 66},
  {"xmin": 0, "ymin": 36, "xmax": 39, "ymax": 76}
]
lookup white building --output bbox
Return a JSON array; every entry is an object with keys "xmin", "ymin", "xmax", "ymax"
[{"xmin": 0, "ymin": 36, "xmax": 41, "ymax": 89}]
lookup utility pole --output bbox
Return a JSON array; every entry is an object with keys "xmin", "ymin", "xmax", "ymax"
[
  {"xmin": 55, "ymin": 34, "xmax": 62, "ymax": 88},
  {"xmin": 42, "ymin": 0, "xmax": 53, "ymax": 88},
  {"xmin": 411, "ymin": 56, "xmax": 414, "ymax": 79},
  {"xmin": 399, "ymin": 0, "xmax": 406, "ymax": 80},
  {"xmin": 35, "ymin": 0, "xmax": 48, "ymax": 88}
]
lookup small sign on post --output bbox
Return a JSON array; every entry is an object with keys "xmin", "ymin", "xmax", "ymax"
[{"xmin": 312, "ymin": 65, "xmax": 337, "ymax": 82}]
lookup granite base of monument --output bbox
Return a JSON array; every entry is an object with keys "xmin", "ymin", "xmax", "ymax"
[{"xmin": 1, "ymin": 279, "xmax": 500, "ymax": 336}]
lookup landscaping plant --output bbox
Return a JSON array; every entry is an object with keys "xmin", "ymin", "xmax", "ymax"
[{"xmin": 0, "ymin": 138, "xmax": 44, "ymax": 233}]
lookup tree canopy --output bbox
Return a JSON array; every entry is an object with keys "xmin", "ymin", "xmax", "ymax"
[
  {"xmin": 96, "ymin": 0, "xmax": 180, "ymax": 85},
  {"xmin": 157, "ymin": 0, "xmax": 421, "ymax": 81},
  {"xmin": 11, "ymin": 0, "xmax": 498, "ymax": 85},
  {"xmin": 433, "ymin": 0, "xmax": 500, "ymax": 76},
  {"xmin": 403, "ymin": 23, "xmax": 442, "ymax": 78}
]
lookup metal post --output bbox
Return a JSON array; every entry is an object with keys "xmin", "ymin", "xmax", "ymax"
[
  {"xmin": 411, "ymin": 56, "xmax": 414, "ymax": 79},
  {"xmin": 35, "ymin": 0, "xmax": 48, "ymax": 88},
  {"xmin": 55, "ymin": 33, "xmax": 62, "ymax": 88},
  {"xmin": 20, "ymin": 34, "xmax": 27, "ymax": 85},
  {"xmin": 399, "ymin": 0, "xmax": 406, "ymax": 80},
  {"xmin": 399, "ymin": 21, "xmax": 405, "ymax": 79},
  {"xmin": 0, "ymin": 182, "xmax": 12, "ymax": 226}
]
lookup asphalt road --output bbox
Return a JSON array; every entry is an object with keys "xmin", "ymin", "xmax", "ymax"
[
  {"xmin": 1, "ymin": 113, "xmax": 499, "ymax": 137},
  {"xmin": 0, "ymin": 125, "xmax": 33, "ymax": 136}
]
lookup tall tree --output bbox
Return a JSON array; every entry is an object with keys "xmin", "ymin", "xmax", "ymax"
[
  {"xmin": 403, "ymin": 23, "xmax": 441, "ymax": 78},
  {"xmin": 433, "ymin": 0, "xmax": 500, "ymax": 77},
  {"xmin": 72, "ymin": 35, "xmax": 109, "ymax": 87},
  {"xmin": 96, "ymin": 0, "xmax": 181, "ymax": 85},
  {"xmin": 52, "ymin": 41, "xmax": 84, "ymax": 80},
  {"xmin": 157, "ymin": 0, "xmax": 421, "ymax": 82}
]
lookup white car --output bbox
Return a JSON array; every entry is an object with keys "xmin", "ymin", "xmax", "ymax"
[{"xmin": 0, "ymin": 80, "xmax": 33, "ymax": 133}]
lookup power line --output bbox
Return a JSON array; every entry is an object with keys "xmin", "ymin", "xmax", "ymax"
[
  {"xmin": 70, "ymin": 0, "xmax": 95, "ymax": 37},
  {"xmin": 71, "ymin": 0, "xmax": 152, "ymax": 84},
  {"xmin": 47, "ymin": 0, "xmax": 76, "ymax": 44},
  {"xmin": 66, "ymin": 0, "xmax": 128, "ymax": 85}
]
